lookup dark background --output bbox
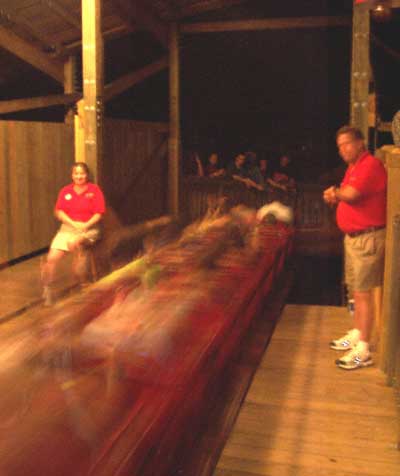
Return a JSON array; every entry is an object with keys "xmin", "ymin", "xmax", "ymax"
[
  {"xmin": 180, "ymin": 0, "xmax": 351, "ymax": 178},
  {"xmin": 1, "ymin": 0, "xmax": 399, "ymax": 180},
  {"xmin": 180, "ymin": 26, "xmax": 351, "ymax": 177}
]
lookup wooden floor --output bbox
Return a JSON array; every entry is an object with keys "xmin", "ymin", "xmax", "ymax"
[
  {"xmin": 1, "ymin": 259, "xmax": 399, "ymax": 476},
  {"xmin": 1, "ymin": 254, "xmax": 78, "ymax": 321},
  {"xmin": 214, "ymin": 304, "xmax": 400, "ymax": 476}
]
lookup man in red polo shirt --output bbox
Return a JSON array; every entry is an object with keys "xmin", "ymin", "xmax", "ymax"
[{"xmin": 323, "ymin": 125, "xmax": 387, "ymax": 370}]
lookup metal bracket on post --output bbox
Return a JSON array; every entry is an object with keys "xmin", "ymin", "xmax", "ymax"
[{"xmin": 96, "ymin": 96, "xmax": 103, "ymax": 129}]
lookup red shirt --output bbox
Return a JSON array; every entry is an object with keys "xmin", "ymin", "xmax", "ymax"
[
  {"xmin": 336, "ymin": 152, "xmax": 387, "ymax": 234},
  {"xmin": 55, "ymin": 183, "xmax": 106, "ymax": 222}
]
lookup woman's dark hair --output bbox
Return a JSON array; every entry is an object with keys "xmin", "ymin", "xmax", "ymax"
[{"xmin": 72, "ymin": 162, "xmax": 90, "ymax": 176}]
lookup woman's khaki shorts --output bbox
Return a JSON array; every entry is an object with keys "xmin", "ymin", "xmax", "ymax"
[
  {"xmin": 344, "ymin": 228, "xmax": 385, "ymax": 292},
  {"xmin": 50, "ymin": 222, "xmax": 101, "ymax": 252}
]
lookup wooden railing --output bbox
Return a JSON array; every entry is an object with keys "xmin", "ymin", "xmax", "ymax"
[
  {"xmin": 1, "ymin": 221, "xmax": 293, "ymax": 476},
  {"xmin": 378, "ymin": 145, "xmax": 400, "ymax": 448},
  {"xmin": 181, "ymin": 177, "xmax": 342, "ymax": 256},
  {"xmin": 181, "ymin": 177, "xmax": 296, "ymax": 224}
]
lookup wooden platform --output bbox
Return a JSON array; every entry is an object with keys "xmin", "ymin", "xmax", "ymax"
[
  {"xmin": 1, "ymin": 257, "xmax": 399, "ymax": 476},
  {"xmin": 1, "ymin": 254, "xmax": 79, "ymax": 322},
  {"xmin": 214, "ymin": 304, "xmax": 400, "ymax": 476}
]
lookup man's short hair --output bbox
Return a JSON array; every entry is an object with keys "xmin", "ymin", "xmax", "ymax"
[{"xmin": 336, "ymin": 125, "xmax": 365, "ymax": 141}]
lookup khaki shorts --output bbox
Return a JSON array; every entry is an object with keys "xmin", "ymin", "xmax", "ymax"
[
  {"xmin": 344, "ymin": 228, "xmax": 385, "ymax": 292},
  {"xmin": 50, "ymin": 222, "xmax": 101, "ymax": 252}
]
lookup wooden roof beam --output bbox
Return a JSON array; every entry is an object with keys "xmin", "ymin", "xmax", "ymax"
[
  {"xmin": 111, "ymin": 0, "xmax": 169, "ymax": 49},
  {"xmin": 181, "ymin": 16, "xmax": 351, "ymax": 34},
  {"xmin": 104, "ymin": 56, "xmax": 168, "ymax": 101},
  {"xmin": 179, "ymin": 0, "xmax": 246, "ymax": 18},
  {"xmin": 0, "ymin": 6, "xmax": 64, "ymax": 56},
  {"xmin": 0, "ymin": 25, "xmax": 64, "ymax": 82},
  {"xmin": 0, "ymin": 93, "xmax": 81, "ymax": 114},
  {"xmin": 42, "ymin": 0, "xmax": 82, "ymax": 31}
]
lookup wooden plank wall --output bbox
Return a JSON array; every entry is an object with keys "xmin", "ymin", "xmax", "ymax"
[
  {"xmin": 0, "ymin": 120, "xmax": 74, "ymax": 264},
  {"xmin": 0, "ymin": 118, "xmax": 169, "ymax": 264},
  {"xmin": 103, "ymin": 118, "xmax": 169, "ymax": 226}
]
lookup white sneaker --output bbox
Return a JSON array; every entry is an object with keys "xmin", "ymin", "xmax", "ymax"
[
  {"xmin": 329, "ymin": 329, "xmax": 360, "ymax": 351},
  {"xmin": 347, "ymin": 299, "xmax": 355, "ymax": 316},
  {"xmin": 336, "ymin": 343, "xmax": 373, "ymax": 370}
]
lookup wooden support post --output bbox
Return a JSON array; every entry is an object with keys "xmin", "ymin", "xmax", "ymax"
[
  {"xmin": 168, "ymin": 23, "xmax": 180, "ymax": 217},
  {"xmin": 74, "ymin": 100, "xmax": 86, "ymax": 164},
  {"xmin": 0, "ymin": 122, "xmax": 10, "ymax": 263},
  {"xmin": 350, "ymin": 2, "xmax": 370, "ymax": 144},
  {"xmin": 64, "ymin": 56, "xmax": 77, "ymax": 95},
  {"xmin": 81, "ymin": 0, "xmax": 104, "ymax": 184},
  {"xmin": 371, "ymin": 285, "xmax": 383, "ymax": 350},
  {"xmin": 380, "ymin": 149, "xmax": 400, "ymax": 378},
  {"xmin": 64, "ymin": 56, "xmax": 78, "ymax": 124}
]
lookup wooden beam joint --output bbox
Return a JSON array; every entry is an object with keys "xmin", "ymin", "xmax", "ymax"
[{"xmin": 0, "ymin": 25, "xmax": 64, "ymax": 82}]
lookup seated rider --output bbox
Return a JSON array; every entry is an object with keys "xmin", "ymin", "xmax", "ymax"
[
  {"xmin": 41, "ymin": 162, "xmax": 106, "ymax": 305},
  {"xmin": 226, "ymin": 153, "xmax": 263, "ymax": 191}
]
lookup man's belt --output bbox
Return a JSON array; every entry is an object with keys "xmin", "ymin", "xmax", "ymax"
[{"xmin": 346, "ymin": 225, "xmax": 386, "ymax": 238}]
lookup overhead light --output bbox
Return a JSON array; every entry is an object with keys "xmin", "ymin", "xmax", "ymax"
[{"xmin": 371, "ymin": 0, "xmax": 392, "ymax": 22}]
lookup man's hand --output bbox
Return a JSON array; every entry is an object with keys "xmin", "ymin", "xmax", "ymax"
[
  {"xmin": 244, "ymin": 178, "xmax": 253, "ymax": 188},
  {"xmin": 323, "ymin": 186, "xmax": 338, "ymax": 205}
]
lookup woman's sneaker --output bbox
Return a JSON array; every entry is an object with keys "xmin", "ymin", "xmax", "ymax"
[
  {"xmin": 329, "ymin": 329, "xmax": 360, "ymax": 351},
  {"xmin": 335, "ymin": 343, "xmax": 373, "ymax": 370},
  {"xmin": 347, "ymin": 298, "xmax": 355, "ymax": 317}
]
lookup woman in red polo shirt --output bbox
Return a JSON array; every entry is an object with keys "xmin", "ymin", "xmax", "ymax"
[{"xmin": 42, "ymin": 162, "xmax": 106, "ymax": 305}]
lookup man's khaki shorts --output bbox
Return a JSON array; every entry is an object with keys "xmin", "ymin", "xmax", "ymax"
[
  {"xmin": 344, "ymin": 228, "xmax": 385, "ymax": 292},
  {"xmin": 50, "ymin": 222, "xmax": 101, "ymax": 252}
]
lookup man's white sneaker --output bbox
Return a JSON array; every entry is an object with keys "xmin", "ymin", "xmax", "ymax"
[
  {"xmin": 335, "ymin": 345, "xmax": 373, "ymax": 370},
  {"xmin": 329, "ymin": 329, "xmax": 359, "ymax": 351}
]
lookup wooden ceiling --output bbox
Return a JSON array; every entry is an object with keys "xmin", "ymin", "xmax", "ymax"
[
  {"xmin": 0, "ymin": 0, "xmax": 247, "ymax": 51},
  {"xmin": 0, "ymin": 0, "xmax": 247, "ymax": 88},
  {"xmin": 0, "ymin": 0, "xmax": 398, "ymax": 107}
]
